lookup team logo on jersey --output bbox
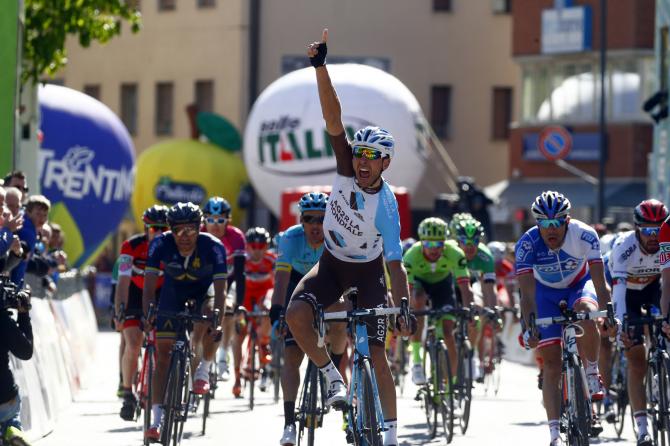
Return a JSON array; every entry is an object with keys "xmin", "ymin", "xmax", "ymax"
[
  {"xmin": 580, "ymin": 232, "xmax": 600, "ymax": 251},
  {"xmin": 659, "ymin": 243, "xmax": 670, "ymax": 266},
  {"xmin": 516, "ymin": 240, "xmax": 532, "ymax": 263}
]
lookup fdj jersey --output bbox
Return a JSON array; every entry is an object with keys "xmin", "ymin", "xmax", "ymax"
[
  {"xmin": 323, "ymin": 172, "xmax": 402, "ymax": 263},
  {"xmin": 276, "ymin": 224, "xmax": 324, "ymax": 278},
  {"xmin": 403, "ymin": 240, "xmax": 469, "ymax": 285},
  {"xmin": 515, "ymin": 219, "xmax": 602, "ymax": 289}
]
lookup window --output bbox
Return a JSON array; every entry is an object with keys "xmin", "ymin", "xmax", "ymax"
[
  {"xmin": 120, "ymin": 83, "xmax": 138, "ymax": 135},
  {"xmin": 158, "ymin": 0, "xmax": 175, "ymax": 11},
  {"xmin": 83, "ymin": 84, "xmax": 100, "ymax": 100},
  {"xmin": 195, "ymin": 80, "xmax": 214, "ymax": 113},
  {"xmin": 197, "ymin": 0, "xmax": 215, "ymax": 7},
  {"xmin": 433, "ymin": 0, "xmax": 451, "ymax": 12},
  {"xmin": 491, "ymin": 0, "xmax": 511, "ymax": 14},
  {"xmin": 155, "ymin": 82, "xmax": 173, "ymax": 136},
  {"xmin": 431, "ymin": 85, "xmax": 452, "ymax": 139},
  {"xmin": 492, "ymin": 87, "xmax": 513, "ymax": 140}
]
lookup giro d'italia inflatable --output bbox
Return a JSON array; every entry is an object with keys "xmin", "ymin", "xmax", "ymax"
[
  {"xmin": 243, "ymin": 63, "xmax": 430, "ymax": 216},
  {"xmin": 39, "ymin": 85, "xmax": 135, "ymax": 267}
]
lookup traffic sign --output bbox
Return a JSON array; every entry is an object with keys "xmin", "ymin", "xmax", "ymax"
[{"xmin": 538, "ymin": 125, "xmax": 573, "ymax": 161}]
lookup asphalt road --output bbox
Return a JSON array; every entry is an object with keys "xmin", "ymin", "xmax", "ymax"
[{"xmin": 35, "ymin": 331, "xmax": 637, "ymax": 446}]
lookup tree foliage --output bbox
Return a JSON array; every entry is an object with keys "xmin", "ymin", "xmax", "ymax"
[{"xmin": 23, "ymin": 0, "xmax": 141, "ymax": 83}]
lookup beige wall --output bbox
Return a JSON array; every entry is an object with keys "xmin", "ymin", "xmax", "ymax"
[
  {"xmin": 258, "ymin": 0, "xmax": 520, "ymax": 187},
  {"xmin": 60, "ymin": 0, "xmax": 518, "ymax": 189},
  {"xmin": 61, "ymin": 0, "xmax": 248, "ymax": 154}
]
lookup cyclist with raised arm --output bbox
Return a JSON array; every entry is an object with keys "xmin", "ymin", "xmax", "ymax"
[
  {"xmin": 232, "ymin": 227, "xmax": 275, "ymax": 397},
  {"xmin": 614, "ymin": 199, "xmax": 668, "ymax": 446},
  {"xmin": 115, "ymin": 205, "xmax": 169, "ymax": 421},
  {"xmin": 403, "ymin": 217, "xmax": 474, "ymax": 386},
  {"xmin": 285, "ymin": 29, "xmax": 412, "ymax": 446},
  {"xmin": 516, "ymin": 191, "xmax": 615, "ymax": 446},
  {"xmin": 202, "ymin": 196, "xmax": 246, "ymax": 381},
  {"xmin": 142, "ymin": 202, "xmax": 227, "ymax": 442},
  {"xmin": 272, "ymin": 192, "xmax": 347, "ymax": 445}
]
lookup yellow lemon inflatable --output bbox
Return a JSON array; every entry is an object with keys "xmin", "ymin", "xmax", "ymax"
[{"xmin": 132, "ymin": 139, "xmax": 248, "ymax": 227}]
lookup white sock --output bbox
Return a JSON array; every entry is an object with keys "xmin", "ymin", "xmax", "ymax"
[
  {"xmin": 383, "ymin": 419, "xmax": 397, "ymax": 445},
  {"xmin": 585, "ymin": 359, "xmax": 598, "ymax": 375},
  {"xmin": 217, "ymin": 347, "xmax": 227, "ymax": 363},
  {"xmin": 319, "ymin": 361, "xmax": 343, "ymax": 385},
  {"xmin": 151, "ymin": 404, "xmax": 163, "ymax": 428},
  {"xmin": 196, "ymin": 360, "xmax": 211, "ymax": 378},
  {"xmin": 634, "ymin": 411, "xmax": 648, "ymax": 435},
  {"xmin": 548, "ymin": 419, "xmax": 560, "ymax": 442}
]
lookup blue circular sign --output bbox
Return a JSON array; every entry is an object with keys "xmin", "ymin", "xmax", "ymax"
[{"xmin": 538, "ymin": 126, "xmax": 573, "ymax": 161}]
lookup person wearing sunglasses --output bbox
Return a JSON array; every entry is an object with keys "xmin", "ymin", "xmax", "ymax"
[
  {"xmin": 285, "ymin": 29, "xmax": 413, "ymax": 446},
  {"xmin": 515, "ymin": 191, "xmax": 615, "ymax": 446},
  {"xmin": 402, "ymin": 217, "xmax": 473, "ymax": 386},
  {"xmin": 610, "ymin": 199, "xmax": 668, "ymax": 446},
  {"xmin": 115, "ymin": 204, "xmax": 169, "ymax": 421},
  {"xmin": 202, "ymin": 196, "xmax": 246, "ymax": 382},
  {"xmin": 142, "ymin": 202, "xmax": 228, "ymax": 442}
]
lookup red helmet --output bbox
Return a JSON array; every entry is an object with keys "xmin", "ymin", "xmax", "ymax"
[{"xmin": 633, "ymin": 199, "xmax": 669, "ymax": 225}]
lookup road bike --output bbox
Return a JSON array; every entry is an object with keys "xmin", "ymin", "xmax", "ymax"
[
  {"xmin": 236, "ymin": 308, "xmax": 269, "ymax": 410},
  {"xmin": 451, "ymin": 305, "xmax": 477, "ymax": 434},
  {"xmin": 270, "ymin": 315, "xmax": 286, "ymax": 404},
  {"xmin": 295, "ymin": 358, "xmax": 329, "ymax": 446}
]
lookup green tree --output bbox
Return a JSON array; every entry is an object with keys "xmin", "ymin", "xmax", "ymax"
[{"xmin": 23, "ymin": 0, "xmax": 141, "ymax": 83}]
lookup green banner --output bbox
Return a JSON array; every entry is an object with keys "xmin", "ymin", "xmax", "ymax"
[{"xmin": 0, "ymin": 1, "xmax": 19, "ymax": 174}]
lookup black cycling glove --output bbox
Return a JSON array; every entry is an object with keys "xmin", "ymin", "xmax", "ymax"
[{"xmin": 310, "ymin": 42, "xmax": 327, "ymax": 68}]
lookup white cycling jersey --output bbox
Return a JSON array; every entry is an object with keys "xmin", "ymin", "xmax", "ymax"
[
  {"xmin": 609, "ymin": 230, "xmax": 661, "ymax": 320},
  {"xmin": 323, "ymin": 173, "xmax": 403, "ymax": 263}
]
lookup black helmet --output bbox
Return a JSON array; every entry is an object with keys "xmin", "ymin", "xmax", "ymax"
[
  {"xmin": 167, "ymin": 202, "xmax": 203, "ymax": 227},
  {"xmin": 142, "ymin": 205, "xmax": 169, "ymax": 226},
  {"xmin": 245, "ymin": 227, "xmax": 271, "ymax": 244},
  {"xmin": 203, "ymin": 196, "xmax": 231, "ymax": 216}
]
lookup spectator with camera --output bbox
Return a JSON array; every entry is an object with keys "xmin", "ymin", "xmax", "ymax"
[
  {"xmin": 0, "ymin": 282, "xmax": 33, "ymax": 446},
  {"xmin": 0, "ymin": 205, "xmax": 23, "ymax": 275}
]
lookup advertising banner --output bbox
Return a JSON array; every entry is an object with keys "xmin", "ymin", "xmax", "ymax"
[{"xmin": 244, "ymin": 64, "xmax": 429, "ymax": 216}]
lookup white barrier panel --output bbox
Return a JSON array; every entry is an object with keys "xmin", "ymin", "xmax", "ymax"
[{"xmin": 500, "ymin": 311, "xmax": 536, "ymax": 366}]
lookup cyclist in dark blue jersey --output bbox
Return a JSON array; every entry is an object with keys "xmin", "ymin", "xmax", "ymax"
[{"xmin": 142, "ymin": 202, "xmax": 228, "ymax": 442}]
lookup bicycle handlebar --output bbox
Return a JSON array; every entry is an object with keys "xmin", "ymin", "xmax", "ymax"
[{"xmin": 535, "ymin": 309, "xmax": 608, "ymax": 327}]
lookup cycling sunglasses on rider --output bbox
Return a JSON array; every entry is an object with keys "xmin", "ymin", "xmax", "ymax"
[
  {"xmin": 301, "ymin": 215, "xmax": 325, "ymax": 224},
  {"xmin": 638, "ymin": 226, "xmax": 660, "ymax": 237},
  {"xmin": 248, "ymin": 242, "xmax": 268, "ymax": 250},
  {"xmin": 537, "ymin": 217, "xmax": 567, "ymax": 229},
  {"xmin": 172, "ymin": 225, "xmax": 199, "ymax": 237},
  {"xmin": 352, "ymin": 146, "xmax": 383, "ymax": 160},
  {"xmin": 205, "ymin": 216, "xmax": 228, "ymax": 225},
  {"xmin": 457, "ymin": 236, "xmax": 479, "ymax": 246},
  {"xmin": 422, "ymin": 240, "xmax": 445, "ymax": 249},
  {"xmin": 146, "ymin": 224, "xmax": 168, "ymax": 234}
]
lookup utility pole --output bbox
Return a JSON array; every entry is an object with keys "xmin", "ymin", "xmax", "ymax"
[{"xmin": 597, "ymin": 0, "xmax": 608, "ymax": 221}]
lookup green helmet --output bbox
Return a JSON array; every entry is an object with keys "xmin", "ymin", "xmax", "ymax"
[
  {"xmin": 448, "ymin": 213, "xmax": 473, "ymax": 233},
  {"xmin": 418, "ymin": 217, "xmax": 449, "ymax": 241},
  {"xmin": 451, "ymin": 217, "xmax": 484, "ymax": 244}
]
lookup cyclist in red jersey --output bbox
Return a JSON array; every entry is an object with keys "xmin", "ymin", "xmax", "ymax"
[
  {"xmin": 202, "ymin": 196, "xmax": 246, "ymax": 381},
  {"xmin": 232, "ymin": 227, "xmax": 276, "ymax": 397},
  {"xmin": 488, "ymin": 241, "xmax": 516, "ymax": 307},
  {"xmin": 115, "ymin": 205, "xmax": 169, "ymax": 421}
]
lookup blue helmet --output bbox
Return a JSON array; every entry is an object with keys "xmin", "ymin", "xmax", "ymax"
[
  {"xmin": 298, "ymin": 192, "xmax": 328, "ymax": 213},
  {"xmin": 531, "ymin": 191, "xmax": 571, "ymax": 220},
  {"xmin": 167, "ymin": 202, "xmax": 203, "ymax": 227},
  {"xmin": 352, "ymin": 126, "xmax": 395, "ymax": 159},
  {"xmin": 203, "ymin": 196, "xmax": 231, "ymax": 216}
]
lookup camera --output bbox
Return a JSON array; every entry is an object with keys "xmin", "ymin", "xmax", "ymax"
[{"xmin": 0, "ymin": 277, "xmax": 30, "ymax": 310}]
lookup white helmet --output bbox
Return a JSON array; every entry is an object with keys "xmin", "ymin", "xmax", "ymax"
[
  {"xmin": 487, "ymin": 241, "xmax": 507, "ymax": 263},
  {"xmin": 352, "ymin": 126, "xmax": 395, "ymax": 159}
]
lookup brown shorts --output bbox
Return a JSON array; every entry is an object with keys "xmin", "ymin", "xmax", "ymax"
[{"xmin": 290, "ymin": 249, "xmax": 388, "ymax": 345}]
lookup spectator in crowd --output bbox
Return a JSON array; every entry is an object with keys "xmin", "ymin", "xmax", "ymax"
[
  {"xmin": 2, "ymin": 171, "xmax": 28, "ymax": 197},
  {"xmin": 11, "ymin": 195, "xmax": 50, "ymax": 287},
  {"xmin": 4, "ymin": 189, "xmax": 21, "ymax": 219},
  {"xmin": 0, "ymin": 187, "xmax": 5, "ymax": 208},
  {"xmin": 0, "ymin": 206, "xmax": 23, "ymax": 274},
  {"xmin": 0, "ymin": 283, "xmax": 34, "ymax": 446},
  {"xmin": 47, "ymin": 223, "xmax": 68, "ymax": 272}
]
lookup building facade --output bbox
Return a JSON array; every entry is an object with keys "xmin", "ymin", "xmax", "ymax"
[{"xmin": 496, "ymin": 0, "xmax": 655, "ymax": 230}]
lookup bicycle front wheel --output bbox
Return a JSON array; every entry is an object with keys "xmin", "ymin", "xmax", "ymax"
[
  {"xmin": 142, "ymin": 345, "xmax": 155, "ymax": 446},
  {"xmin": 436, "ymin": 341, "xmax": 455, "ymax": 444},
  {"xmin": 610, "ymin": 350, "xmax": 628, "ymax": 438},
  {"xmin": 456, "ymin": 344, "xmax": 473, "ymax": 434},
  {"xmin": 656, "ymin": 354, "xmax": 670, "ymax": 446},
  {"xmin": 422, "ymin": 341, "xmax": 436, "ymax": 438},
  {"xmin": 360, "ymin": 359, "xmax": 383, "ymax": 446},
  {"xmin": 162, "ymin": 353, "xmax": 184, "ymax": 446},
  {"xmin": 249, "ymin": 336, "xmax": 257, "ymax": 411},
  {"xmin": 271, "ymin": 337, "xmax": 284, "ymax": 403},
  {"xmin": 565, "ymin": 359, "xmax": 591, "ymax": 446}
]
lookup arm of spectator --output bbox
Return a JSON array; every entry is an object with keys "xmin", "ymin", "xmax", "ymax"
[{"xmin": 26, "ymin": 255, "xmax": 51, "ymax": 277}]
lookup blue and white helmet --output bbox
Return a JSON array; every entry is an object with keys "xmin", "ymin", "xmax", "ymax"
[
  {"xmin": 203, "ymin": 196, "xmax": 231, "ymax": 216},
  {"xmin": 531, "ymin": 191, "xmax": 571, "ymax": 220},
  {"xmin": 298, "ymin": 192, "xmax": 328, "ymax": 213},
  {"xmin": 353, "ymin": 126, "xmax": 395, "ymax": 159}
]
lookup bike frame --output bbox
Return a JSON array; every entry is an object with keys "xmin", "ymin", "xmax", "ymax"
[{"xmin": 560, "ymin": 323, "xmax": 591, "ymax": 427}]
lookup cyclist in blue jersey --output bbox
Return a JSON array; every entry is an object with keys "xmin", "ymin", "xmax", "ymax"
[
  {"xmin": 142, "ymin": 202, "xmax": 228, "ymax": 442},
  {"xmin": 285, "ymin": 29, "xmax": 412, "ymax": 446},
  {"xmin": 272, "ymin": 192, "xmax": 347, "ymax": 446},
  {"xmin": 516, "ymin": 191, "xmax": 616, "ymax": 446}
]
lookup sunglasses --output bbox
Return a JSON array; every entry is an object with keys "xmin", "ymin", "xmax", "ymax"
[
  {"xmin": 537, "ymin": 217, "xmax": 567, "ymax": 229},
  {"xmin": 172, "ymin": 226, "xmax": 199, "ymax": 237},
  {"xmin": 301, "ymin": 215, "xmax": 325, "ymax": 224},
  {"xmin": 147, "ymin": 225, "xmax": 168, "ymax": 233},
  {"xmin": 457, "ymin": 236, "xmax": 479, "ymax": 246},
  {"xmin": 422, "ymin": 240, "xmax": 445, "ymax": 249},
  {"xmin": 248, "ymin": 242, "xmax": 268, "ymax": 250},
  {"xmin": 205, "ymin": 216, "xmax": 228, "ymax": 225},
  {"xmin": 639, "ymin": 226, "xmax": 660, "ymax": 237},
  {"xmin": 352, "ymin": 146, "xmax": 383, "ymax": 160}
]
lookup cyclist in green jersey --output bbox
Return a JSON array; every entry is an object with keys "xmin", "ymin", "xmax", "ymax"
[{"xmin": 403, "ymin": 217, "xmax": 474, "ymax": 385}]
